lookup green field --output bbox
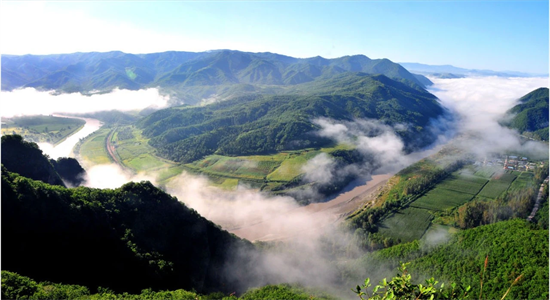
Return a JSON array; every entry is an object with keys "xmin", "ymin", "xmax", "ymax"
[
  {"xmin": 436, "ymin": 173, "xmax": 488, "ymax": 195},
  {"xmin": 2, "ymin": 115, "xmax": 85, "ymax": 145},
  {"xmin": 411, "ymin": 188, "xmax": 474, "ymax": 211},
  {"xmin": 508, "ymin": 172, "xmax": 535, "ymax": 191},
  {"xmin": 112, "ymin": 126, "xmax": 176, "ymax": 173},
  {"xmin": 188, "ymin": 154, "xmax": 284, "ymax": 180},
  {"xmin": 266, "ymin": 151, "xmax": 320, "ymax": 181},
  {"xmin": 78, "ymin": 128, "xmax": 112, "ymax": 166},
  {"xmin": 378, "ymin": 207, "xmax": 434, "ymax": 243},
  {"xmin": 477, "ymin": 171, "xmax": 517, "ymax": 198}
]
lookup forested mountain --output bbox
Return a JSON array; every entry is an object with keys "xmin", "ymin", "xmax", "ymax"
[
  {"xmin": 137, "ymin": 73, "xmax": 444, "ymax": 162},
  {"xmin": 1, "ymin": 135, "xmax": 87, "ymax": 187},
  {"xmin": 2, "ymin": 50, "xmax": 431, "ymax": 104},
  {"xmin": 1, "ymin": 134, "xmax": 65, "ymax": 186},
  {"xmin": 502, "ymin": 87, "xmax": 549, "ymax": 141},
  {"xmin": 1, "ymin": 165, "xmax": 258, "ymax": 294}
]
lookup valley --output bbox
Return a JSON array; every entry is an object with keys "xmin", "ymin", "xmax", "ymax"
[{"xmin": 1, "ymin": 49, "xmax": 548, "ymax": 300}]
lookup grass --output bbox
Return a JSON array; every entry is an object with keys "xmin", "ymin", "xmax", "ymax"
[
  {"xmin": 78, "ymin": 128, "xmax": 112, "ymax": 165},
  {"xmin": 2, "ymin": 115, "xmax": 85, "ymax": 145},
  {"xmin": 112, "ymin": 126, "xmax": 175, "ymax": 172},
  {"xmin": 220, "ymin": 178, "xmax": 239, "ymax": 190},
  {"xmin": 378, "ymin": 207, "xmax": 434, "ymax": 243},
  {"xmin": 266, "ymin": 150, "xmax": 320, "ymax": 181},
  {"xmin": 410, "ymin": 187, "xmax": 474, "ymax": 211},
  {"xmin": 508, "ymin": 172, "xmax": 535, "ymax": 191},
  {"xmin": 477, "ymin": 171, "xmax": 517, "ymax": 199},
  {"xmin": 436, "ymin": 173, "xmax": 488, "ymax": 195}
]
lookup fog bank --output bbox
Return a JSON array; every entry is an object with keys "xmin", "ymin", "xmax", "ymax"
[
  {"xmin": 428, "ymin": 76, "xmax": 549, "ymax": 157},
  {"xmin": 1, "ymin": 87, "xmax": 169, "ymax": 118}
]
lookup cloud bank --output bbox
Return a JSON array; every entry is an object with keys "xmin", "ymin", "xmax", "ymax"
[
  {"xmin": 428, "ymin": 76, "xmax": 549, "ymax": 157},
  {"xmin": 1, "ymin": 88, "xmax": 168, "ymax": 118}
]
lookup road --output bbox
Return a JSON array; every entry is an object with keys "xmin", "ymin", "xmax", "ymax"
[
  {"xmin": 105, "ymin": 128, "xmax": 124, "ymax": 167},
  {"xmin": 527, "ymin": 176, "xmax": 549, "ymax": 222}
]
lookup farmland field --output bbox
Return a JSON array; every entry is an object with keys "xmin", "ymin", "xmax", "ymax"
[
  {"xmin": 410, "ymin": 187, "xmax": 474, "ymax": 211},
  {"xmin": 437, "ymin": 173, "xmax": 488, "ymax": 195},
  {"xmin": 112, "ymin": 126, "xmax": 175, "ymax": 172},
  {"xmin": 378, "ymin": 207, "xmax": 433, "ymax": 243},
  {"xmin": 477, "ymin": 171, "xmax": 517, "ymax": 198},
  {"xmin": 2, "ymin": 115, "xmax": 85, "ymax": 145},
  {"xmin": 78, "ymin": 128, "xmax": 112, "ymax": 166},
  {"xmin": 266, "ymin": 151, "xmax": 320, "ymax": 181},
  {"xmin": 508, "ymin": 172, "xmax": 535, "ymax": 191}
]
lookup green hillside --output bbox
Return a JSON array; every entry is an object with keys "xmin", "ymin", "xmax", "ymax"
[
  {"xmin": 352, "ymin": 219, "xmax": 548, "ymax": 300},
  {"xmin": 1, "ymin": 165, "xmax": 256, "ymax": 294},
  {"xmin": 138, "ymin": 73, "xmax": 443, "ymax": 163},
  {"xmin": 503, "ymin": 87, "xmax": 549, "ymax": 141},
  {"xmin": 1, "ymin": 135, "xmax": 65, "ymax": 186},
  {"xmin": 2, "ymin": 50, "xmax": 431, "ymax": 103}
]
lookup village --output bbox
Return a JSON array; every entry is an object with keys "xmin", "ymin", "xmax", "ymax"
[{"xmin": 474, "ymin": 154, "xmax": 546, "ymax": 171}]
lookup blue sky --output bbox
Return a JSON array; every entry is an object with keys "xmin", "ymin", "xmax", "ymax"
[{"xmin": 1, "ymin": 1, "xmax": 548, "ymax": 74}]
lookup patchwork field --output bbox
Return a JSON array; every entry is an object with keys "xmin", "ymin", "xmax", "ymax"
[
  {"xmin": 377, "ymin": 166, "xmax": 531, "ymax": 243},
  {"xmin": 378, "ymin": 207, "xmax": 434, "ymax": 243},
  {"xmin": 477, "ymin": 171, "xmax": 517, "ymax": 198},
  {"xmin": 112, "ymin": 126, "xmax": 174, "ymax": 172},
  {"xmin": 2, "ymin": 115, "xmax": 85, "ymax": 145},
  {"xmin": 410, "ymin": 188, "xmax": 474, "ymax": 211},
  {"xmin": 76, "ymin": 126, "xmax": 351, "ymax": 190}
]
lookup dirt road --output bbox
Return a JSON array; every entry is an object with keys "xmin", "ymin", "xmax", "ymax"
[{"xmin": 527, "ymin": 176, "xmax": 549, "ymax": 221}]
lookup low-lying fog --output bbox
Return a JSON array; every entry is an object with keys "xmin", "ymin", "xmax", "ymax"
[
  {"xmin": 1, "ymin": 87, "xmax": 169, "ymax": 118},
  {"xmin": 1, "ymin": 87, "xmax": 169, "ymax": 159},
  {"xmin": 2, "ymin": 76, "xmax": 548, "ymax": 296}
]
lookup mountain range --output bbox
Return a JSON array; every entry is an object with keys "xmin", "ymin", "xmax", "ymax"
[
  {"xmin": 2, "ymin": 50, "xmax": 431, "ymax": 104},
  {"xmin": 400, "ymin": 62, "xmax": 547, "ymax": 78}
]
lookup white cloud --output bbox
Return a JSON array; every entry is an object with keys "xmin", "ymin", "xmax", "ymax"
[
  {"xmin": 428, "ymin": 76, "xmax": 549, "ymax": 157},
  {"xmin": 0, "ymin": 88, "xmax": 168, "ymax": 118},
  {"xmin": 83, "ymin": 164, "xmax": 156, "ymax": 189}
]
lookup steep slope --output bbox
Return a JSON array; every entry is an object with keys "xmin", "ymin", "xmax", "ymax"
[
  {"xmin": 137, "ymin": 73, "xmax": 444, "ymax": 163},
  {"xmin": 503, "ymin": 87, "xmax": 549, "ymax": 141},
  {"xmin": 1, "ymin": 134, "xmax": 65, "ymax": 186},
  {"xmin": 1, "ymin": 166, "xmax": 256, "ymax": 294},
  {"xmin": 354, "ymin": 219, "xmax": 548, "ymax": 300}
]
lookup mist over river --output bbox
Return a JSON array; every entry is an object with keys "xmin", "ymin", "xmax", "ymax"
[{"xmin": 37, "ymin": 115, "xmax": 103, "ymax": 159}]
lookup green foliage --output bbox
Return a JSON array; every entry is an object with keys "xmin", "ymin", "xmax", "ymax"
[
  {"xmin": 2, "ymin": 165, "xmax": 256, "ymax": 294},
  {"xmin": 408, "ymin": 219, "xmax": 548, "ymax": 299},
  {"xmin": 502, "ymin": 87, "xmax": 549, "ymax": 140},
  {"xmin": 138, "ymin": 73, "xmax": 442, "ymax": 162},
  {"xmin": 50, "ymin": 157, "xmax": 87, "ymax": 186},
  {"xmin": 2, "ymin": 271, "xmax": 338, "ymax": 300},
  {"xmin": 1, "ymin": 134, "xmax": 65, "ymax": 186},
  {"xmin": 2, "ymin": 50, "xmax": 428, "ymax": 98},
  {"xmin": 353, "ymin": 263, "xmax": 470, "ymax": 300}
]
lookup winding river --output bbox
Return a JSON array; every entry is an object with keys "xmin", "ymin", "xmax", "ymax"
[{"xmin": 37, "ymin": 115, "xmax": 103, "ymax": 159}]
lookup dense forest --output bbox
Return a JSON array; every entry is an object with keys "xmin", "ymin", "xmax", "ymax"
[
  {"xmin": 502, "ymin": 87, "xmax": 549, "ymax": 141},
  {"xmin": 138, "ymin": 73, "xmax": 444, "ymax": 162},
  {"xmin": 1, "ymin": 166, "xmax": 260, "ymax": 294},
  {"xmin": 2, "ymin": 50, "xmax": 431, "ymax": 102}
]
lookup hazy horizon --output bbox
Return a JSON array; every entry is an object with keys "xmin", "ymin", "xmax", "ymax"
[{"xmin": 1, "ymin": 1, "xmax": 548, "ymax": 74}]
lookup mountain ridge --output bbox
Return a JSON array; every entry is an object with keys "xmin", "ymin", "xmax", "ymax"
[{"xmin": 2, "ymin": 50, "xmax": 431, "ymax": 104}]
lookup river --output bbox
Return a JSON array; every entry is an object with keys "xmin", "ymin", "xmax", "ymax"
[{"xmin": 37, "ymin": 115, "xmax": 103, "ymax": 159}]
